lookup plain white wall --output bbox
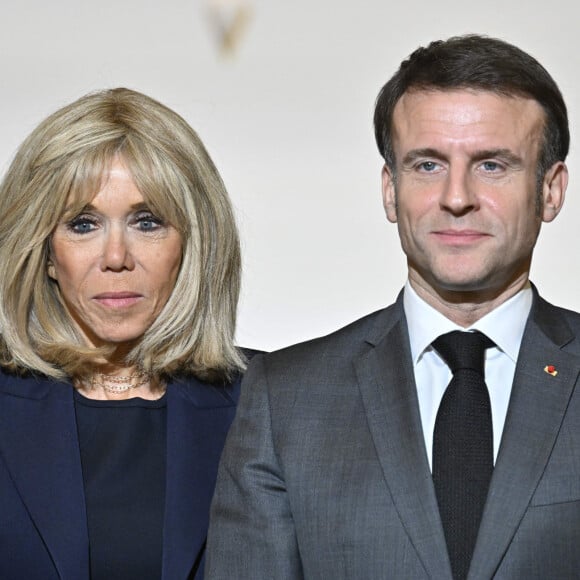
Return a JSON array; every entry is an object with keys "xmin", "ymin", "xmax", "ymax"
[{"xmin": 1, "ymin": 0, "xmax": 579, "ymax": 351}]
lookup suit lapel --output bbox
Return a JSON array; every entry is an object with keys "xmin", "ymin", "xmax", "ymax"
[
  {"xmin": 354, "ymin": 304, "xmax": 453, "ymax": 580},
  {"xmin": 469, "ymin": 296, "xmax": 580, "ymax": 579},
  {"xmin": 0, "ymin": 375, "xmax": 89, "ymax": 579},
  {"xmin": 162, "ymin": 376, "xmax": 239, "ymax": 580}
]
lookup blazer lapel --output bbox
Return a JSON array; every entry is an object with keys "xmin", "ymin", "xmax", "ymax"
[
  {"xmin": 0, "ymin": 375, "xmax": 89, "ymax": 579},
  {"xmin": 354, "ymin": 304, "xmax": 453, "ymax": 580},
  {"xmin": 469, "ymin": 296, "xmax": 580, "ymax": 579},
  {"xmin": 162, "ymin": 376, "xmax": 239, "ymax": 580}
]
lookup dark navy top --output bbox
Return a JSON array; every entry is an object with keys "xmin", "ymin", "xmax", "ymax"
[{"xmin": 74, "ymin": 391, "xmax": 167, "ymax": 580}]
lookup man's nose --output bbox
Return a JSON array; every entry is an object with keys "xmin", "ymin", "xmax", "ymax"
[{"xmin": 439, "ymin": 166, "xmax": 479, "ymax": 215}]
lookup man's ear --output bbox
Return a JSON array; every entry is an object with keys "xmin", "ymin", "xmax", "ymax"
[
  {"xmin": 382, "ymin": 164, "xmax": 398, "ymax": 223},
  {"xmin": 541, "ymin": 161, "xmax": 568, "ymax": 223}
]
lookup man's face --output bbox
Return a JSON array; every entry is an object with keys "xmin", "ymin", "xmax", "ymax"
[{"xmin": 383, "ymin": 89, "xmax": 567, "ymax": 302}]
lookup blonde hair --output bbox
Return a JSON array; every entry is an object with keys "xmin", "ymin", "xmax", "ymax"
[{"xmin": 0, "ymin": 88, "xmax": 244, "ymax": 382}]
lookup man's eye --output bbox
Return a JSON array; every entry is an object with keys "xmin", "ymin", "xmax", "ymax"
[
  {"xmin": 482, "ymin": 161, "xmax": 501, "ymax": 172},
  {"xmin": 418, "ymin": 161, "xmax": 439, "ymax": 172}
]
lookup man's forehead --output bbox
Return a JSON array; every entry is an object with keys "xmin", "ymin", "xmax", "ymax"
[
  {"xmin": 394, "ymin": 87, "xmax": 544, "ymax": 116},
  {"xmin": 391, "ymin": 89, "xmax": 546, "ymax": 147}
]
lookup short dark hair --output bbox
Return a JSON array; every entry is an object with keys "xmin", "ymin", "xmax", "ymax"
[{"xmin": 374, "ymin": 35, "xmax": 569, "ymax": 177}]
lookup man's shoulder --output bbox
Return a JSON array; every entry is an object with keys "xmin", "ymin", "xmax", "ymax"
[
  {"xmin": 523, "ymin": 290, "xmax": 580, "ymax": 358},
  {"xmin": 541, "ymin": 300, "xmax": 580, "ymax": 323},
  {"xmin": 255, "ymin": 301, "xmax": 403, "ymax": 375},
  {"xmin": 533, "ymin": 292, "xmax": 580, "ymax": 332}
]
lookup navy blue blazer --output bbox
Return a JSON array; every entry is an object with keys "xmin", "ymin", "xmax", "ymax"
[{"xmin": 0, "ymin": 369, "xmax": 241, "ymax": 579}]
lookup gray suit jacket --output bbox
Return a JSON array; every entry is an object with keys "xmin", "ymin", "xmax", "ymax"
[{"xmin": 207, "ymin": 290, "xmax": 580, "ymax": 579}]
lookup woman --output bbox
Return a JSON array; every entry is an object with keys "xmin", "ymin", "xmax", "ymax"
[{"xmin": 0, "ymin": 88, "xmax": 246, "ymax": 579}]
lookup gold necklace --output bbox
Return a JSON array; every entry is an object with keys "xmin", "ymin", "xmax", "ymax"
[{"xmin": 91, "ymin": 371, "xmax": 151, "ymax": 394}]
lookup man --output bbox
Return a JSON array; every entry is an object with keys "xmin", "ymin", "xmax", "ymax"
[{"xmin": 206, "ymin": 35, "xmax": 579, "ymax": 579}]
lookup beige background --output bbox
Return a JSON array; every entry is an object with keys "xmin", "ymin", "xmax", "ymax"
[{"xmin": 1, "ymin": 0, "xmax": 578, "ymax": 351}]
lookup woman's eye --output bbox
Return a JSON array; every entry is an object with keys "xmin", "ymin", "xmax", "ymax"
[
  {"xmin": 67, "ymin": 216, "xmax": 97, "ymax": 234},
  {"xmin": 135, "ymin": 213, "xmax": 163, "ymax": 231}
]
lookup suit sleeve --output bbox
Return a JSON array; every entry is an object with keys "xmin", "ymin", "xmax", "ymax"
[{"xmin": 206, "ymin": 354, "xmax": 304, "ymax": 579}]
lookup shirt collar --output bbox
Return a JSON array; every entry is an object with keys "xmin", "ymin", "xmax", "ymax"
[{"xmin": 403, "ymin": 280, "xmax": 532, "ymax": 365}]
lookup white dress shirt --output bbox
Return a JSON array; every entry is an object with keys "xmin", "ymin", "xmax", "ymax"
[{"xmin": 403, "ymin": 281, "xmax": 532, "ymax": 469}]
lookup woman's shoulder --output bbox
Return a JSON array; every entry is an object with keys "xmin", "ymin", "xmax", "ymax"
[
  {"xmin": 0, "ymin": 367, "xmax": 68, "ymax": 400},
  {"xmin": 168, "ymin": 347, "xmax": 264, "ymax": 407}
]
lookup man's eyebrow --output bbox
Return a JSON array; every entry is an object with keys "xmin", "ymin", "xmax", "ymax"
[
  {"xmin": 470, "ymin": 149, "xmax": 524, "ymax": 167},
  {"xmin": 401, "ymin": 148, "xmax": 524, "ymax": 167},
  {"xmin": 401, "ymin": 148, "xmax": 444, "ymax": 166}
]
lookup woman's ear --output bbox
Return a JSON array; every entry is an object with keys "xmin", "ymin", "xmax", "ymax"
[{"xmin": 47, "ymin": 258, "xmax": 57, "ymax": 280}]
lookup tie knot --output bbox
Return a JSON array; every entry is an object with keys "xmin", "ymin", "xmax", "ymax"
[{"xmin": 432, "ymin": 330, "xmax": 494, "ymax": 375}]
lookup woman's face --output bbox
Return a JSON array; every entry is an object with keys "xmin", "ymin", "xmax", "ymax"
[{"xmin": 48, "ymin": 157, "xmax": 182, "ymax": 350}]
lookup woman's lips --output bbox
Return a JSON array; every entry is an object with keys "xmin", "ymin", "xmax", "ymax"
[{"xmin": 93, "ymin": 292, "xmax": 143, "ymax": 308}]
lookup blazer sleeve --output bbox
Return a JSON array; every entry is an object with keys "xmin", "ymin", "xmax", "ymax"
[{"xmin": 206, "ymin": 354, "xmax": 304, "ymax": 579}]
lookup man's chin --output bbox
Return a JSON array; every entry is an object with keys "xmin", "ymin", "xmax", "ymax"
[{"xmin": 426, "ymin": 274, "xmax": 501, "ymax": 300}]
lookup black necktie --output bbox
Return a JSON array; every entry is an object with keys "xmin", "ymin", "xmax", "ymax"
[{"xmin": 432, "ymin": 330, "xmax": 494, "ymax": 580}]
